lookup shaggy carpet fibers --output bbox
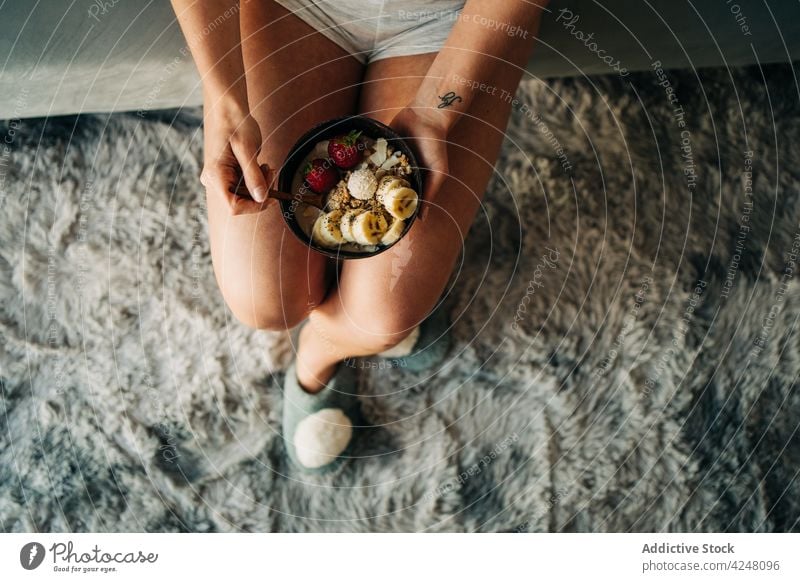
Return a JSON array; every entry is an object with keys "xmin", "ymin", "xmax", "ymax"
[{"xmin": 1, "ymin": 62, "xmax": 799, "ymax": 532}]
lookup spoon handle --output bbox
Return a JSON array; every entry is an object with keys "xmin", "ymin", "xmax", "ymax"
[{"xmin": 231, "ymin": 183, "xmax": 325, "ymax": 209}]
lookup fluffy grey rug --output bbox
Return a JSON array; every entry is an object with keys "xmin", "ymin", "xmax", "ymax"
[{"xmin": 1, "ymin": 63, "xmax": 799, "ymax": 532}]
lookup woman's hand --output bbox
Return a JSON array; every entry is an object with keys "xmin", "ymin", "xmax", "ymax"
[
  {"xmin": 388, "ymin": 1, "xmax": 548, "ymax": 222},
  {"xmin": 390, "ymin": 106, "xmax": 450, "ymax": 221},
  {"xmin": 201, "ymin": 95, "xmax": 273, "ymax": 216},
  {"xmin": 169, "ymin": 0, "xmax": 270, "ymax": 215}
]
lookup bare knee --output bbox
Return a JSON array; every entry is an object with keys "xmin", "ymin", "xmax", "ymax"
[
  {"xmin": 221, "ymin": 282, "xmax": 310, "ymax": 331},
  {"xmin": 210, "ymin": 234, "xmax": 327, "ymax": 331}
]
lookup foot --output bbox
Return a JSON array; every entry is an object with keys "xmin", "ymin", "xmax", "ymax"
[
  {"xmin": 282, "ymin": 361, "xmax": 361, "ymax": 473},
  {"xmin": 375, "ymin": 304, "xmax": 452, "ymax": 372}
]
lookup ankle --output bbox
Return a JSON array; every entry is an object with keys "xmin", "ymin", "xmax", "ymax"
[
  {"xmin": 295, "ymin": 360, "xmax": 337, "ymax": 394},
  {"xmin": 295, "ymin": 321, "xmax": 344, "ymax": 393}
]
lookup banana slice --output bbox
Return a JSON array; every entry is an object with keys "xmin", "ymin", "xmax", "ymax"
[
  {"xmin": 381, "ymin": 186, "xmax": 418, "ymax": 220},
  {"xmin": 339, "ymin": 209, "xmax": 364, "ymax": 243},
  {"xmin": 351, "ymin": 210, "xmax": 388, "ymax": 245},
  {"xmin": 380, "ymin": 218, "xmax": 406, "ymax": 246},
  {"xmin": 312, "ymin": 210, "xmax": 345, "ymax": 247},
  {"xmin": 376, "ymin": 175, "xmax": 409, "ymax": 201}
]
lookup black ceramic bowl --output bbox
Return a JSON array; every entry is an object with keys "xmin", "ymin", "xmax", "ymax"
[{"xmin": 278, "ymin": 115, "xmax": 423, "ymax": 260}]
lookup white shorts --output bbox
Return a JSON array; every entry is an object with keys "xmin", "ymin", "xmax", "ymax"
[{"xmin": 273, "ymin": 0, "xmax": 466, "ymax": 64}]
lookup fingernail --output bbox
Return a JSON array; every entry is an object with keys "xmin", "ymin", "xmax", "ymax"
[{"xmin": 253, "ymin": 186, "xmax": 267, "ymax": 202}]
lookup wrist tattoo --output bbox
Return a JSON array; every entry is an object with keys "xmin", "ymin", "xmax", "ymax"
[{"xmin": 437, "ymin": 91, "xmax": 463, "ymax": 109}]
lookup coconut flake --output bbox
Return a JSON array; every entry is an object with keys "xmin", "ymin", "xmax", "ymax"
[
  {"xmin": 376, "ymin": 138, "xmax": 388, "ymax": 159},
  {"xmin": 367, "ymin": 138, "xmax": 388, "ymax": 165},
  {"xmin": 380, "ymin": 155, "xmax": 401, "ymax": 170}
]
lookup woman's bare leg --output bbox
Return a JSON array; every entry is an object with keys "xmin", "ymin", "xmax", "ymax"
[
  {"xmin": 207, "ymin": 1, "xmax": 363, "ymax": 330},
  {"xmin": 295, "ymin": 52, "xmax": 523, "ymax": 390}
]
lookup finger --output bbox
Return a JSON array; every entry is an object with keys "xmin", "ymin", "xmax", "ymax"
[
  {"xmin": 202, "ymin": 165, "xmax": 238, "ymax": 201},
  {"xmin": 204, "ymin": 164, "xmax": 261, "ymax": 216},
  {"xmin": 420, "ymin": 162, "xmax": 448, "ymax": 222},
  {"xmin": 420, "ymin": 174, "xmax": 440, "ymax": 221},
  {"xmin": 260, "ymin": 163, "xmax": 279, "ymax": 191},
  {"xmin": 232, "ymin": 138, "xmax": 268, "ymax": 203},
  {"xmin": 203, "ymin": 166, "xmax": 243, "ymax": 215}
]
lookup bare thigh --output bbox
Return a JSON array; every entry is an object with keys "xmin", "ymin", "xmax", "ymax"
[
  {"xmin": 206, "ymin": 1, "xmax": 362, "ymax": 330},
  {"xmin": 319, "ymin": 53, "xmax": 519, "ymax": 340}
]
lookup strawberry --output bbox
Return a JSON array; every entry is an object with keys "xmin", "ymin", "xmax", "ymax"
[
  {"xmin": 327, "ymin": 130, "xmax": 363, "ymax": 169},
  {"xmin": 303, "ymin": 158, "xmax": 339, "ymax": 193}
]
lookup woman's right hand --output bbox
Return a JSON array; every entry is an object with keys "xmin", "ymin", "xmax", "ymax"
[{"xmin": 201, "ymin": 95, "xmax": 273, "ymax": 215}]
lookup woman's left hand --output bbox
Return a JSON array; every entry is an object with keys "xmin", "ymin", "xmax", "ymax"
[{"xmin": 390, "ymin": 106, "xmax": 450, "ymax": 221}]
